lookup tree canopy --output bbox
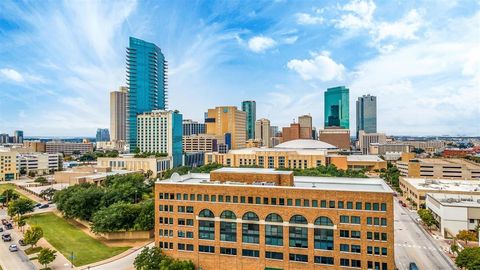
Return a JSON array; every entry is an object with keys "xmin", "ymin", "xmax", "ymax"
[
  {"xmin": 456, "ymin": 230, "xmax": 478, "ymax": 245},
  {"xmin": 8, "ymin": 198, "xmax": 35, "ymax": 218},
  {"xmin": 456, "ymin": 247, "xmax": 480, "ymax": 270},
  {"xmin": 38, "ymin": 248, "xmax": 57, "ymax": 268},
  {"xmin": 417, "ymin": 209, "xmax": 438, "ymax": 228},
  {"xmin": 24, "ymin": 226, "xmax": 43, "ymax": 248},
  {"xmin": 91, "ymin": 200, "xmax": 154, "ymax": 233},
  {"xmin": 54, "ymin": 183, "xmax": 104, "ymax": 221},
  {"xmin": 134, "ymin": 247, "xmax": 194, "ymax": 270}
]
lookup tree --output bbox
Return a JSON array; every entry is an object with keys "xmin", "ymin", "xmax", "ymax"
[
  {"xmin": 24, "ymin": 226, "xmax": 43, "ymax": 248},
  {"xmin": 28, "ymin": 171, "xmax": 36, "ymax": 177},
  {"xmin": 456, "ymin": 230, "xmax": 478, "ymax": 245},
  {"xmin": 133, "ymin": 200, "xmax": 154, "ymax": 231},
  {"xmin": 91, "ymin": 202, "xmax": 140, "ymax": 233},
  {"xmin": 34, "ymin": 176, "xmax": 48, "ymax": 185},
  {"xmin": 39, "ymin": 188, "xmax": 57, "ymax": 201},
  {"xmin": 7, "ymin": 198, "xmax": 35, "ymax": 220},
  {"xmin": 38, "ymin": 248, "xmax": 57, "ymax": 269},
  {"xmin": 1, "ymin": 189, "xmax": 19, "ymax": 205},
  {"xmin": 54, "ymin": 183, "xmax": 104, "ymax": 221},
  {"xmin": 134, "ymin": 246, "xmax": 166, "ymax": 270},
  {"xmin": 456, "ymin": 247, "xmax": 480, "ymax": 270},
  {"xmin": 417, "ymin": 209, "xmax": 438, "ymax": 229},
  {"xmin": 16, "ymin": 216, "xmax": 26, "ymax": 232}
]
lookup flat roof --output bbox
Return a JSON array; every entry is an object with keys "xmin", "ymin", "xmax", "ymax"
[
  {"xmin": 227, "ymin": 148, "xmax": 329, "ymax": 155},
  {"xmin": 212, "ymin": 167, "xmax": 292, "ymax": 175},
  {"xmin": 414, "ymin": 158, "xmax": 480, "ymax": 169},
  {"xmin": 347, "ymin": 155, "xmax": 384, "ymax": 162},
  {"xmin": 402, "ymin": 178, "xmax": 480, "ymax": 192},
  {"xmin": 428, "ymin": 193, "xmax": 480, "ymax": 208}
]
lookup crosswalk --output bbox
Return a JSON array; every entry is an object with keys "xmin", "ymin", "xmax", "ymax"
[{"xmin": 395, "ymin": 243, "xmax": 443, "ymax": 251}]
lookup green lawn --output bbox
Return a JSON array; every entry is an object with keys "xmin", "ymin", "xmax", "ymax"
[
  {"xmin": 27, "ymin": 213, "xmax": 130, "ymax": 266},
  {"xmin": 0, "ymin": 183, "xmax": 33, "ymax": 201}
]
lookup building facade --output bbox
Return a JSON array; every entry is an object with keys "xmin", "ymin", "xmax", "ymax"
[
  {"xmin": 325, "ymin": 86, "xmax": 349, "ymax": 129},
  {"xmin": 358, "ymin": 131, "xmax": 387, "ymax": 155},
  {"xmin": 282, "ymin": 123, "xmax": 301, "ymax": 143},
  {"xmin": 255, "ymin": 118, "xmax": 271, "ymax": 147},
  {"xmin": 183, "ymin": 134, "xmax": 217, "ymax": 153},
  {"xmin": 126, "ymin": 37, "xmax": 167, "ymax": 150},
  {"xmin": 396, "ymin": 158, "xmax": 480, "ymax": 179},
  {"xmin": 155, "ymin": 168, "xmax": 394, "ymax": 270},
  {"xmin": 97, "ymin": 156, "xmax": 172, "ymax": 178},
  {"xmin": 318, "ymin": 128, "xmax": 351, "ymax": 150},
  {"xmin": 241, "ymin": 101, "xmax": 256, "ymax": 140},
  {"xmin": 183, "ymin": 119, "xmax": 206, "ymax": 136},
  {"xmin": 0, "ymin": 151, "xmax": 17, "ymax": 181},
  {"xmin": 205, "ymin": 106, "xmax": 247, "ymax": 150},
  {"xmin": 23, "ymin": 141, "xmax": 46, "ymax": 153},
  {"xmin": 137, "ymin": 110, "xmax": 183, "ymax": 167},
  {"xmin": 110, "ymin": 86, "xmax": 128, "ymax": 141},
  {"xmin": 356, "ymin": 95, "xmax": 377, "ymax": 139},
  {"xmin": 96, "ymin": 128, "xmax": 110, "ymax": 142},
  {"xmin": 45, "ymin": 141, "xmax": 93, "ymax": 155},
  {"xmin": 14, "ymin": 130, "xmax": 24, "ymax": 144},
  {"xmin": 17, "ymin": 153, "xmax": 63, "ymax": 175},
  {"xmin": 298, "ymin": 115, "xmax": 313, "ymax": 139}
]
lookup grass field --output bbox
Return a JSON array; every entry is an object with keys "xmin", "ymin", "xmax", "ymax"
[
  {"xmin": 0, "ymin": 183, "xmax": 32, "ymax": 201},
  {"xmin": 27, "ymin": 213, "xmax": 130, "ymax": 266}
]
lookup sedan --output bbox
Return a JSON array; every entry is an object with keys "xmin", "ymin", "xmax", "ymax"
[
  {"xmin": 2, "ymin": 233, "xmax": 12, "ymax": 242},
  {"xmin": 39, "ymin": 204, "xmax": 49, "ymax": 209},
  {"xmin": 9, "ymin": 244, "xmax": 18, "ymax": 252},
  {"xmin": 4, "ymin": 223, "xmax": 13, "ymax": 230}
]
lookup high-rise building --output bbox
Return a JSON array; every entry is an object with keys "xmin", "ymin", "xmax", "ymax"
[
  {"xmin": 356, "ymin": 95, "xmax": 377, "ymax": 138},
  {"xmin": 126, "ymin": 37, "xmax": 167, "ymax": 150},
  {"xmin": 183, "ymin": 119, "xmax": 206, "ymax": 136},
  {"xmin": 137, "ymin": 110, "xmax": 183, "ymax": 167},
  {"xmin": 241, "ymin": 101, "xmax": 256, "ymax": 140},
  {"xmin": 298, "ymin": 115, "xmax": 313, "ymax": 139},
  {"xmin": 110, "ymin": 86, "xmax": 128, "ymax": 141},
  {"xmin": 324, "ymin": 86, "xmax": 349, "ymax": 129},
  {"xmin": 255, "ymin": 118, "xmax": 271, "ymax": 147},
  {"xmin": 0, "ymin": 134, "xmax": 9, "ymax": 144},
  {"xmin": 318, "ymin": 128, "xmax": 351, "ymax": 150},
  {"xmin": 358, "ymin": 130, "xmax": 387, "ymax": 154},
  {"xmin": 282, "ymin": 123, "xmax": 301, "ymax": 143},
  {"xmin": 13, "ymin": 130, "xmax": 24, "ymax": 144},
  {"xmin": 96, "ymin": 128, "xmax": 110, "ymax": 142},
  {"xmin": 205, "ymin": 106, "xmax": 246, "ymax": 150}
]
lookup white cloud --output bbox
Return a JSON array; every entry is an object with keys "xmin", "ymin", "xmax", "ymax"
[
  {"xmin": 283, "ymin": 36, "xmax": 298, "ymax": 44},
  {"xmin": 0, "ymin": 68, "xmax": 24, "ymax": 82},
  {"xmin": 375, "ymin": 10, "xmax": 423, "ymax": 42},
  {"xmin": 248, "ymin": 36, "xmax": 277, "ymax": 53},
  {"xmin": 336, "ymin": 0, "xmax": 376, "ymax": 29},
  {"xmin": 287, "ymin": 51, "xmax": 345, "ymax": 81},
  {"xmin": 295, "ymin": 13, "xmax": 324, "ymax": 25}
]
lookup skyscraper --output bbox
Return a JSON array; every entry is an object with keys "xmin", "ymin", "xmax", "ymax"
[
  {"xmin": 110, "ymin": 86, "xmax": 128, "ymax": 141},
  {"xmin": 324, "ymin": 86, "xmax": 349, "ymax": 129},
  {"xmin": 255, "ymin": 118, "xmax": 271, "ymax": 147},
  {"xmin": 13, "ymin": 130, "xmax": 23, "ymax": 144},
  {"xmin": 126, "ymin": 37, "xmax": 167, "ymax": 151},
  {"xmin": 96, "ymin": 128, "xmax": 110, "ymax": 142},
  {"xmin": 182, "ymin": 119, "xmax": 206, "ymax": 136},
  {"xmin": 205, "ymin": 106, "xmax": 246, "ymax": 150},
  {"xmin": 298, "ymin": 115, "xmax": 313, "ymax": 139},
  {"xmin": 241, "ymin": 100, "xmax": 256, "ymax": 140},
  {"xmin": 356, "ymin": 94, "xmax": 377, "ymax": 138}
]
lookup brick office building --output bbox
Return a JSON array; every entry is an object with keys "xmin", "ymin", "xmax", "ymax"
[{"xmin": 155, "ymin": 168, "xmax": 394, "ymax": 270}]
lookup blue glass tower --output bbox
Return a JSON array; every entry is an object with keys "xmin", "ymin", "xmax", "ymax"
[
  {"xmin": 126, "ymin": 37, "xmax": 167, "ymax": 151},
  {"xmin": 171, "ymin": 111, "xmax": 183, "ymax": 167},
  {"xmin": 324, "ymin": 86, "xmax": 349, "ymax": 129}
]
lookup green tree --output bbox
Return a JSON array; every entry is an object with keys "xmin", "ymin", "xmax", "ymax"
[
  {"xmin": 54, "ymin": 183, "xmax": 104, "ymax": 221},
  {"xmin": 16, "ymin": 216, "xmax": 26, "ymax": 232},
  {"xmin": 456, "ymin": 247, "xmax": 480, "ymax": 270},
  {"xmin": 417, "ymin": 209, "xmax": 438, "ymax": 229},
  {"xmin": 101, "ymin": 174, "xmax": 148, "ymax": 205},
  {"xmin": 7, "ymin": 198, "xmax": 35, "ymax": 220},
  {"xmin": 34, "ymin": 176, "xmax": 48, "ymax": 185},
  {"xmin": 39, "ymin": 188, "xmax": 57, "ymax": 201},
  {"xmin": 37, "ymin": 248, "xmax": 57, "ymax": 269},
  {"xmin": 1, "ymin": 189, "xmax": 19, "ymax": 205},
  {"xmin": 91, "ymin": 202, "xmax": 140, "ymax": 233},
  {"xmin": 456, "ymin": 230, "xmax": 478, "ymax": 245},
  {"xmin": 24, "ymin": 226, "xmax": 44, "ymax": 248},
  {"xmin": 134, "ymin": 246, "xmax": 166, "ymax": 270},
  {"xmin": 134, "ymin": 200, "xmax": 154, "ymax": 231}
]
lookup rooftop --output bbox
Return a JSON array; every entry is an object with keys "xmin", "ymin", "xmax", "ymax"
[
  {"xmin": 412, "ymin": 158, "xmax": 480, "ymax": 170},
  {"xmin": 274, "ymin": 139, "xmax": 337, "ymax": 150},
  {"xmin": 212, "ymin": 167, "xmax": 292, "ymax": 175},
  {"xmin": 428, "ymin": 193, "xmax": 480, "ymax": 208},
  {"xmin": 402, "ymin": 177, "xmax": 480, "ymax": 192},
  {"xmin": 347, "ymin": 155, "xmax": 385, "ymax": 162}
]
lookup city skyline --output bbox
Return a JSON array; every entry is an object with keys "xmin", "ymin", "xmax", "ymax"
[{"xmin": 0, "ymin": 0, "xmax": 479, "ymax": 136}]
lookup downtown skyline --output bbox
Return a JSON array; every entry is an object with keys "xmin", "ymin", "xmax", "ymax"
[{"xmin": 0, "ymin": 0, "xmax": 479, "ymax": 137}]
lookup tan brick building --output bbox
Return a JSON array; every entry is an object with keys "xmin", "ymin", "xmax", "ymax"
[
  {"xmin": 396, "ymin": 158, "xmax": 480, "ymax": 180},
  {"xmin": 155, "ymin": 168, "xmax": 394, "ymax": 270},
  {"xmin": 205, "ymin": 106, "xmax": 246, "ymax": 150}
]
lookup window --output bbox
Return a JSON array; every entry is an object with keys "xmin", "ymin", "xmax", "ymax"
[
  {"xmin": 303, "ymin": 199, "xmax": 309, "ymax": 207},
  {"xmin": 242, "ymin": 212, "xmax": 259, "ymax": 244},
  {"xmin": 367, "ymin": 217, "xmax": 372, "ymax": 225},
  {"xmin": 186, "ymin": 206, "xmax": 194, "ymax": 213},
  {"xmin": 312, "ymin": 200, "xmax": 318, "ymax": 207},
  {"xmin": 338, "ymin": 201, "xmax": 344, "ymax": 209},
  {"xmin": 279, "ymin": 198, "xmax": 285, "ymax": 205},
  {"xmin": 351, "ymin": 230, "xmax": 361, "ymax": 239},
  {"xmin": 314, "ymin": 216, "xmax": 334, "ymax": 250},
  {"xmin": 241, "ymin": 196, "xmax": 246, "ymax": 203},
  {"xmin": 287, "ymin": 199, "xmax": 293, "ymax": 206},
  {"xmin": 256, "ymin": 197, "xmax": 261, "ymax": 204},
  {"xmin": 382, "ymin": 247, "xmax": 388, "ymax": 256},
  {"xmin": 340, "ymin": 258, "xmax": 350, "ymax": 267},
  {"xmin": 381, "ymin": 218, "xmax": 387, "ymax": 226},
  {"xmin": 351, "ymin": 245, "xmax": 361, "ymax": 253},
  {"xmin": 351, "ymin": 216, "xmax": 361, "ymax": 224},
  {"xmin": 265, "ymin": 251, "xmax": 283, "ymax": 260},
  {"xmin": 220, "ymin": 247, "xmax": 237, "ymax": 255},
  {"xmin": 329, "ymin": 201, "xmax": 335, "ymax": 208},
  {"xmin": 356, "ymin": 202, "xmax": 362, "ymax": 210},
  {"xmin": 220, "ymin": 211, "xmax": 236, "ymax": 242},
  {"xmin": 248, "ymin": 197, "xmax": 253, "ymax": 204},
  {"xmin": 381, "ymin": 233, "xmax": 387, "ymax": 241},
  {"xmin": 233, "ymin": 196, "xmax": 238, "ymax": 203},
  {"xmin": 340, "ymin": 244, "xmax": 349, "ymax": 252},
  {"xmin": 295, "ymin": 199, "xmax": 301, "ymax": 206},
  {"xmin": 373, "ymin": 203, "xmax": 379, "ymax": 211},
  {"xmin": 199, "ymin": 245, "xmax": 215, "ymax": 253},
  {"xmin": 226, "ymin": 195, "xmax": 231, "ymax": 202},
  {"xmin": 365, "ymin": 202, "xmax": 371, "ymax": 210},
  {"xmin": 218, "ymin": 195, "xmax": 224, "ymax": 202},
  {"xmin": 272, "ymin": 198, "xmax": 277, "ymax": 205},
  {"xmin": 315, "ymin": 256, "xmax": 334, "ymax": 265},
  {"xmin": 242, "ymin": 249, "xmax": 259, "ymax": 257},
  {"xmin": 289, "ymin": 253, "xmax": 308, "ymax": 262},
  {"xmin": 265, "ymin": 213, "xmax": 283, "ymax": 246},
  {"xmin": 186, "ymin": 219, "xmax": 194, "ymax": 226},
  {"xmin": 321, "ymin": 200, "xmax": 327, "ymax": 208},
  {"xmin": 178, "ymin": 243, "xmax": 185, "ymax": 250},
  {"xmin": 347, "ymin": 201, "xmax": 353, "ymax": 209},
  {"xmin": 381, "ymin": 203, "xmax": 386, "ymax": 211},
  {"xmin": 289, "ymin": 215, "xmax": 308, "ymax": 248},
  {"xmin": 351, "ymin": 259, "xmax": 361, "ymax": 268},
  {"xmin": 340, "ymin": 215, "xmax": 349, "ymax": 223},
  {"xmin": 199, "ymin": 209, "xmax": 215, "ymax": 240},
  {"xmin": 340, "ymin": 230, "xmax": 349, "ymax": 238}
]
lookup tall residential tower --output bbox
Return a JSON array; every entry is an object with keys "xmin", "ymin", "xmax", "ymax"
[
  {"xmin": 241, "ymin": 101, "xmax": 256, "ymax": 140},
  {"xmin": 324, "ymin": 86, "xmax": 349, "ymax": 129},
  {"xmin": 356, "ymin": 95, "xmax": 377, "ymax": 138},
  {"xmin": 110, "ymin": 86, "xmax": 128, "ymax": 141},
  {"xmin": 255, "ymin": 118, "xmax": 271, "ymax": 147}
]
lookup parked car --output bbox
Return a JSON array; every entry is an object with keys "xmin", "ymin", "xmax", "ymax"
[
  {"xmin": 19, "ymin": 239, "xmax": 26, "ymax": 246},
  {"xmin": 1, "ymin": 219, "xmax": 8, "ymax": 225},
  {"xmin": 398, "ymin": 200, "xmax": 403, "ymax": 205},
  {"xmin": 34, "ymin": 203, "xmax": 42, "ymax": 207},
  {"xmin": 9, "ymin": 244, "xmax": 18, "ymax": 252},
  {"xmin": 409, "ymin": 262, "xmax": 419, "ymax": 270},
  {"xmin": 5, "ymin": 223, "xmax": 13, "ymax": 230},
  {"xmin": 39, "ymin": 204, "xmax": 49, "ymax": 209},
  {"xmin": 402, "ymin": 202, "xmax": 407, "ymax": 207},
  {"xmin": 0, "ymin": 227, "xmax": 3, "ymax": 232},
  {"xmin": 2, "ymin": 233, "xmax": 12, "ymax": 242}
]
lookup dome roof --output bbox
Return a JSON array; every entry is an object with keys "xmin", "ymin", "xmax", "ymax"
[{"xmin": 274, "ymin": 139, "xmax": 338, "ymax": 150}]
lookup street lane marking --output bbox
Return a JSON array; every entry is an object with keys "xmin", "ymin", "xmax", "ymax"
[{"xmin": 395, "ymin": 243, "xmax": 442, "ymax": 251}]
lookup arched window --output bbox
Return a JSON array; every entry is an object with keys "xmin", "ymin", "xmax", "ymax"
[
  {"xmin": 289, "ymin": 215, "xmax": 308, "ymax": 248},
  {"xmin": 220, "ymin": 211, "xmax": 236, "ymax": 242},
  {"xmin": 265, "ymin": 213, "xmax": 283, "ymax": 246},
  {"xmin": 199, "ymin": 209, "xmax": 215, "ymax": 240},
  {"xmin": 314, "ymin": 216, "xmax": 334, "ymax": 250},
  {"xmin": 242, "ymin": 212, "xmax": 259, "ymax": 244}
]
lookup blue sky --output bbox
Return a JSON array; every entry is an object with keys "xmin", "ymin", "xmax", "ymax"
[{"xmin": 0, "ymin": 0, "xmax": 479, "ymax": 136}]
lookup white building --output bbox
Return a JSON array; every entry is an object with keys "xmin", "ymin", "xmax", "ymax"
[
  {"xmin": 426, "ymin": 193, "xmax": 480, "ymax": 237},
  {"xmin": 17, "ymin": 153, "xmax": 63, "ymax": 175},
  {"xmin": 358, "ymin": 130, "xmax": 387, "ymax": 155}
]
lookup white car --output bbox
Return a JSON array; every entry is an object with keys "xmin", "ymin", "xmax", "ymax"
[{"xmin": 9, "ymin": 244, "xmax": 18, "ymax": 252}]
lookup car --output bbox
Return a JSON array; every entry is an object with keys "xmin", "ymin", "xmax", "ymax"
[
  {"xmin": 398, "ymin": 200, "xmax": 403, "ymax": 204},
  {"xmin": 34, "ymin": 203, "xmax": 42, "ymax": 207},
  {"xmin": 5, "ymin": 223, "xmax": 13, "ymax": 230},
  {"xmin": 0, "ymin": 227, "xmax": 3, "ymax": 232},
  {"xmin": 9, "ymin": 244, "xmax": 18, "ymax": 252},
  {"xmin": 2, "ymin": 233, "xmax": 12, "ymax": 242},
  {"xmin": 1, "ymin": 219, "xmax": 8, "ymax": 225},
  {"xmin": 409, "ymin": 262, "xmax": 419, "ymax": 270},
  {"xmin": 19, "ymin": 239, "xmax": 26, "ymax": 246},
  {"xmin": 402, "ymin": 202, "xmax": 407, "ymax": 207},
  {"xmin": 39, "ymin": 204, "xmax": 49, "ymax": 209}
]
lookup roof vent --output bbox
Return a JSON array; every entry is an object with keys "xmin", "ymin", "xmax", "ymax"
[{"xmin": 170, "ymin": 172, "xmax": 181, "ymax": 181}]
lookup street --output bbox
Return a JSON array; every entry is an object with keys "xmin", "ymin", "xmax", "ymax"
[{"xmin": 394, "ymin": 197, "xmax": 457, "ymax": 270}]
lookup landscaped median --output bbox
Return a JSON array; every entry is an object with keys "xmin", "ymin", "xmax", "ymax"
[{"xmin": 27, "ymin": 212, "xmax": 130, "ymax": 266}]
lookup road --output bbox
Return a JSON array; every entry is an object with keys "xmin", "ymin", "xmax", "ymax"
[
  {"xmin": 394, "ymin": 197, "xmax": 457, "ymax": 270},
  {"xmin": 85, "ymin": 242, "xmax": 154, "ymax": 270}
]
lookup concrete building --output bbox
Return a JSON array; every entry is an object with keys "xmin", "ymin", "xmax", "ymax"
[
  {"xmin": 395, "ymin": 140, "xmax": 447, "ymax": 153},
  {"xmin": 183, "ymin": 119, "xmax": 206, "ymax": 136},
  {"xmin": 23, "ymin": 141, "xmax": 46, "ymax": 153},
  {"xmin": 396, "ymin": 158, "xmax": 480, "ymax": 179},
  {"xmin": 137, "ymin": 110, "xmax": 183, "ymax": 167},
  {"xmin": 255, "ymin": 118, "xmax": 271, "ymax": 147},
  {"xmin": 14, "ymin": 130, "xmax": 24, "ymax": 144},
  {"xmin": 426, "ymin": 193, "xmax": 480, "ymax": 238},
  {"xmin": 97, "ymin": 156, "xmax": 172, "ymax": 178},
  {"xmin": 356, "ymin": 95, "xmax": 377, "ymax": 139},
  {"xmin": 127, "ymin": 37, "xmax": 168, "ymax": 150},
  {"xmin": 17, "ymin": 153, "xmax": 63, "ymax": 175},
  {"xmin": 241, "ymin": 101, "xmax": 256, "ymax": 140},
  {"xmin": 110, "ymin": 86, "xmax": 128, "ymax": 141},
  {"xmin": 96, "ymin": 141, "xmax": 127, "ymax": 152},
  {"xmin": 45, "ymin": 141, "xmax": 93, "ymax": 155},
  {"xmin": 183, "ymin": 134, "xmax": 217, "ymax": 153},
  {"xmin": 155, "ymin": 168, "xmax": 394, "ymax": 270},
  {"xmin": 0, "ymin": 150, "xmax": 18, "ymax": 181},
  {"xmin": 54, "ymin": 166, "xmax": 134, "ymax": 185},
  {"xmin": 318, "ymin": 128, "xmax": 351, "ymax": 150},
  {"xmin": 298, "ymin": 115, "xmax": 313, "ymax": 139},
  {"xmin": 358, "ymin": 131, "xmax": 387, "ymax": 155},
  {"xmin": 0, "ymin": 134, "xmax": 9, "ymax": 144},
  {"xmin": 325, "ymin": 86, "xmax": 349, "ymax": 129},
  {"xmin": 96, "ymin": 128, "xmax": 110, "ymax": 142},
  {"xmin": 399, "ymin": 177, "xmax": 480, "ymax": 207},
  {"xmin": 369, "ymin": 143, "xmax": 412, "ymax": 155},
  {"xmin": 205, "ymin": 106, "xmax": 247, "ymax": 150}
]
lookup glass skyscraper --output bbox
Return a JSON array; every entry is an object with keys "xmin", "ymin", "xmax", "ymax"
[
  {"xmin": 241, "ymin": 100, "xmax": 256, "ymax": 140},
  {"xmin": 324, "ymin": 86, "xmax": 349, "ymax": 129},
  {"xmin": 126, "ymin": 37, "xmax": 167, "ymax": 151},
  {"xmin": 356, "ymin": 94, "xmax": 377, "ymax": 138}
]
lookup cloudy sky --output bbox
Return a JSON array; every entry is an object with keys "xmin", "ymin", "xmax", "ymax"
[{"xmin": 0, "ymin": 0, "xmax": 479, "ymax": 137}]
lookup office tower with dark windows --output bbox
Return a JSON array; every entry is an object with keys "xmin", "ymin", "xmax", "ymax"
[
  {"xmin": 324, "ymin": 86, "xmax": 349, "ymax": 129},
  {"xmin": 96, "ymin": 128, "xmax": 110, "ymax": 142},
  {"xmin": 110, "ymin": 86, "xmax": 128, "ymax": 141},
  {"xmin": 126, "ymin": 37, "xmax": 167, "ymax": 151},
  {"xmin": 13, "ymin": 130, "xmax": 24, "ymax": 144},
  {"xmin": 241, "ymin": 101, "xmax": 256, "ymax": 140},
  {"xmin": 183, "ymin": 119, "xmax": 206, "ymax": 136},
  {"xmin": 356, "ymin": 95, "xmax": 377, "ymax": 139}
]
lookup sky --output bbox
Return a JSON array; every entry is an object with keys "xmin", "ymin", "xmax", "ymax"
[{"xmin": 0, "ymin": 0, "xmax": 479, "ymax": 137}]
